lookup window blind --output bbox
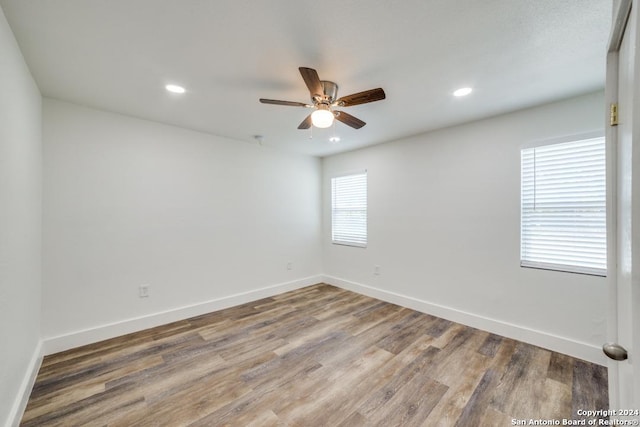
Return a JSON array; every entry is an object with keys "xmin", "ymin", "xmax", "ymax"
[
  {"xmin": 520, "ymin": 137, "xmax": 606, "ymax": 276},
  {"xmin": 332, "ymin": 172, "xmax": 367, "ymax": 247}
]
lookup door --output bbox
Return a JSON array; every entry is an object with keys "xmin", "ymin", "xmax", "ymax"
[{"xmin": 606, "ymin": 0, "xmax": 640, "ymax": 412}]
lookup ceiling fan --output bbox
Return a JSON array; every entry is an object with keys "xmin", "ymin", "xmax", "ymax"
[{"xmin": 260, "ymin": 67, "xmax": 386, "ymax": 130}]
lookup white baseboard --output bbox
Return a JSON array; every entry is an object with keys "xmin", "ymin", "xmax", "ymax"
[
  {"xmin": 41, "ymin": 274, "xmax": 607, "ymax": 365},
  {"xmin": 6, "ymin": 340, "xmax": 43, "ymax": 427},
  {"xmin": 43, "ymin": 275, "xmax": 322, "ymax": 355},
  {"xmin": 322, "ymin": 275, "xmax": 607, "ymax": 366}
]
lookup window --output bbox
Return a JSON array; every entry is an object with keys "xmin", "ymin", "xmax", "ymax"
[
  {"xmin": 520, "ymin": 136, "xmax": 606, "ymax": 276},
  {"xmin": 331, "ymin": 172, "xmax": 367, "ymax": 247}
]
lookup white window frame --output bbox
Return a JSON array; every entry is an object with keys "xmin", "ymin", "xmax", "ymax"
[
  {"xmin": 520, "ymin": 133, "xmax": 607, "ymax": 276},
  {"xmin": 331, "ymin": 171, "xmax": 367, "ymax": 248}
]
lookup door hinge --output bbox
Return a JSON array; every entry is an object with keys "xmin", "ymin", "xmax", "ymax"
[{"xmin": 610, "ymin": 103, "xmax": 619, "ymax": 126}]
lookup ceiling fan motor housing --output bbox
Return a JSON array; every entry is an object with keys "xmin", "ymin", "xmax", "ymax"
[{"xmin": 317, "ymin": 81, "xmax": 338, "ymax": 104}]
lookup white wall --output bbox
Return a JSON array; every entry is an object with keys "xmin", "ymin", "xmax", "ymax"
[
  {"xmin": 42, "ymin": 99, "xmax": 322, "ymax": 351},
  {"xmin": 322, "ymin": 91, "xmax": 609, "ymax": 364},
  {"xmin": 0, "ymin": 7, "xmax": 42, "ymax": 427}
]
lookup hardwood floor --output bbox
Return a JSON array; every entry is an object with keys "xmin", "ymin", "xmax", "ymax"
[{"xmin": 21, "ymin": 284, "xmax": 608, "ymax": 426}]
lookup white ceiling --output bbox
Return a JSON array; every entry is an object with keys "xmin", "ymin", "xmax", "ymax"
[{"xmin": 1, "ymin": 0, "xmax": 611, "ymax": 157}]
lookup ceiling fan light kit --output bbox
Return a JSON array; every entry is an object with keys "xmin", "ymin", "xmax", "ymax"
[
  {"xmin": 259, "ymin": 67, "xmax": 386, "ymax": 132},
  {"xmin": 311, "ymin": 106, "xmax": 334, "ymax": 128}
]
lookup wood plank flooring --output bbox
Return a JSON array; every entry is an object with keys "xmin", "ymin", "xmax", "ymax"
[{"xmin": 21, "ymin": 284, "xmax": 608, "ymax": 426}]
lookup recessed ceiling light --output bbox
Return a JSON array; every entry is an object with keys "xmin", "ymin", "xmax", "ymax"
[
  {"xmin": 453, "ymin": 87, "xmax": 473, "ymax": 97},
  {"xmin": 165, "ymin": 84, "xmax": 186, "ymax": 94},
  {"xmin": 329, "ymin": 136, "xmax": 340, "ymax": 143}
]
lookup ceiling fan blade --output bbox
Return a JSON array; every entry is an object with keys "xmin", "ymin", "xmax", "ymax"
[
  {"xmin": 335, "ymin": 111, "xmax": 366, "ymax": 129},
  {"xmin": 297, "ymin": 114, "xmax": 313, "ymax": 129},
  {"xmin": 335, "ymin": 88, "xmax": 386, "ymax": 107},
  {"xmin": 299, "ymin": 67, "xmax": 324, "ymax": 98},
  {"xmin": 259, "ymin": 98, "xmax": 308, "ymax": 107}
]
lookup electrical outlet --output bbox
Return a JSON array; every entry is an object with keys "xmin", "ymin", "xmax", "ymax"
[
  {"xmin": 287, "ymin": 262, "xmax": 293, "ymax": 271},
  {"xmin": 139, "ymin": 285, "xmax": 150, "ymax": 298},
  {"xmin": 374, "ymin": 265, "xmax": 380, "ymax": 276}
]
